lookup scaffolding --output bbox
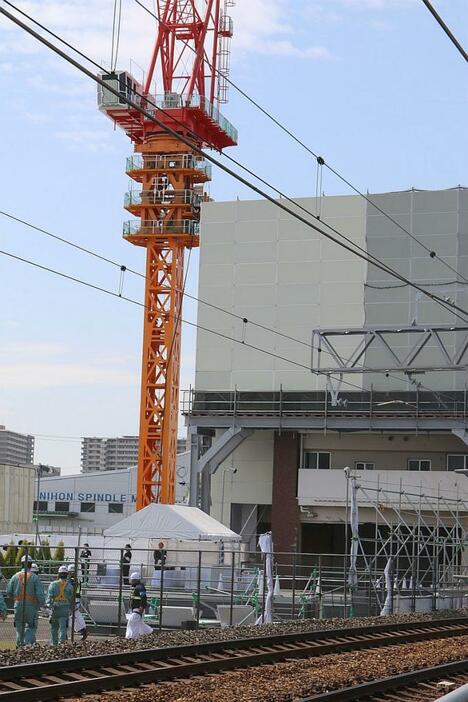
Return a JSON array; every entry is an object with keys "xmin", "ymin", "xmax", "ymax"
[{"xmin": 346, "ymin": 472, "xmax": 468, "ymax": 614}]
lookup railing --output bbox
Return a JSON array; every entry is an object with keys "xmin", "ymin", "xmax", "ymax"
[
  {"xmin": 123, "ymin": 219, "xmax": 200, "ymax": 236},
  {"xmin": 124, "ymin": 189, "xmax": 201, "ymax": 208},
  {"xmin": 181, "ymin": 389, "xmax": 468, "ymax": 420},
  {"xmin": 126, "ymin": 153, "xmax": 212, "ymax": 179}
]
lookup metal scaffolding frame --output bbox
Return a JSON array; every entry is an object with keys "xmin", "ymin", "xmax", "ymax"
[{"xmin": 348, "ymin": 473, "xmax": 468, "ymax": 610}]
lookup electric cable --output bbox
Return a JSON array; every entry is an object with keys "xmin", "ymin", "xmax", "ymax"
[
  {"xmin": 2, "ymin": 4, "xmax": 466, "ymax": 328},
  {"xmin": 134, "ymin": 0, "xmax": 468, "ymax": 286},
  {"xmin": 4, "ymin": 207, "xmax": 466, "ymax": 400},
  {"xmin": 0, "ymin": 246, "xmax": 370, "ymax": 392},
  {"xmin": 420, "ymin": 0, "xmax": 468, "ymax": 62}
]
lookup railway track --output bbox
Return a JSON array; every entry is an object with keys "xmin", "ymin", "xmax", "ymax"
[
  {"xmin": 0, "ymin": 617, "xmax": 467, "ymax": 701},
  {"xmin": 300, "ymin": 658, "xmax": 468, "ymax": 701}
]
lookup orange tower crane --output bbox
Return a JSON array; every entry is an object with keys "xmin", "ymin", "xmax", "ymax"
[{"xmin": 98, "ymin": 1, "xmax": 237, "ymax": 508}]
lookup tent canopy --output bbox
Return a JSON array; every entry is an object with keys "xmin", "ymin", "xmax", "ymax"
[{"xmin": 103, "ymin": 503, "xmax": 240, "ymax": 541}]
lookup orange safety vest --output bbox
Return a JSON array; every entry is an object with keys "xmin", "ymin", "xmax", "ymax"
[
  {"xmin": 15, "ymin": 572, "xmax": 37, "ymax": 603},
  {"xmin": 53, "ymin": 580, "xmax": 69, "ymax": 602}
]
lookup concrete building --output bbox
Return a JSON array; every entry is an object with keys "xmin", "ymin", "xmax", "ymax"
[
  {"xmin": 186, "ymin": 187, "xmax": 468, "ymax": 556},
  {"xmin": 34, "ymin": 452, "xmax": 190, "ymax": 533},
  {"xmin": 81, "ymin": 435, "xmax": 139, "ymax": 472},
  {"xmin": 0, "ymin": 425, "xmax": 34, "ymax": 465},
  {"xmin": 0, "ymin": 463, "xmax": 34, "ymax": 532}
]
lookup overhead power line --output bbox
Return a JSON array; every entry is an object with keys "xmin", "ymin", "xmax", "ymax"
[
  {"xmin": 134, "ymin": 0, "xmax": 468, "ymax": 286},
  {"xmin": 0, "ymin": 246, "xmax": 370, "ymax": 393},
  {"xmin": 3, "ymin": 209, "xmax": 465, "ymax": 403},
  {"xmin": 420, "ymin": 0, "xmax": 468, "ymax": 62},
  {"xmin": 2, "ymin": 5, "xmax": 467, "ymax": 327}
]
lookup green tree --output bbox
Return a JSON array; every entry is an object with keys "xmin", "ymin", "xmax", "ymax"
[{"xmin": 53, "ymin": 541, "xmax": 65, "ymax": 564}]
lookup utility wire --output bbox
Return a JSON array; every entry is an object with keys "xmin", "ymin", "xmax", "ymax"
[
  {"xmin": 2, "ymin": 4, "xmax": 467, "ymax": 327},
  {"xmin": 3, "ymin": 209, "xmax": 465, "ymax": 403},
  {"xmin": 0, "ymin": 246, "xmax": 369, "ymax": 392},
  {"xmin": 420, "ymin": 0, "xmax": 468, "ymax": 62},
  {"xmin": 134, "ymin": 0, "xmax": 468, "ymax": 286}
]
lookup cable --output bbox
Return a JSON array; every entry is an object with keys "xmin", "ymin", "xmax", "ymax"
[
  {"xmin": 4, "ymin": 207, "xmax": 466, "ymax": 402},
  {"xmin": 4, "ymin": 214, "xmax": 466, "ymax": 407},
  {"xmin": 3, "ymin": 5, "xmax": 467, "ymax": 327},
  {"xmin": 134, "ymin": 0, "xmax": 468, "ymax": 286},
  {"xmin": 0, "ymin": 246, "xmax": 370, "ymax": 392},
  {"xmin": 420, "ymin": 0, "xmax": 468, "ymax": 62}
]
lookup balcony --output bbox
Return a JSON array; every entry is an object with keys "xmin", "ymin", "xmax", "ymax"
[
  {"xmin": 123, "ymin": 219, "xmax": 199, "ymax": 238},
  {"xmin": 124, "ymin": 189, "xmax": 202, "ymax": 208},
  {"xmin": 125, "ymin": 153, "xmax": 212, "ymax": 179}
]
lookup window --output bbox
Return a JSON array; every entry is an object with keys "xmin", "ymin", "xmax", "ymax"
[
  {"xmin": 355, "ymin": 462, "xmax": 375, "ymax": 471},
  {"xmin": 108, "ymin": 503, "xmax": 123, "ymax": 514},
  {"xmin": 408, "ymin": 459, "xmax": 431, "ymax": 471},
  {"xmin": 54, "ymin": 501, "xmax": 69, "ymax": 512},
  {"xmin": 80, "ymin": 502, "xmax": 95, "ymax": 513},
  {"xmin": 303, "ymin": 451, "xmax": 330, "ymax": 470},
  {"xmin": 447, "ymin": 455, "xmax": 468, "ymax": 471},
  {"xmin": 33, "ymin": 500, "xmax": 47, "ymax": 513}
]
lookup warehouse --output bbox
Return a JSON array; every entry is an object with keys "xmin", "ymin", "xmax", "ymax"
[
  {"xmin": 33, "ymin": 452, "xmax": 190, "ymax": 534},
  {"xmin": 186, "ymin": 187, "xmax": 468, "ymax": 558},
  {"xmin": 0, "ymin": 463, "xmax": 35, "ymax": 533}
]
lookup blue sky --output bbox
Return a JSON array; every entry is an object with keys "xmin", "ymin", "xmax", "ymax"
[{"xmin": 0, "ymin": 0, "xmax": 466, "ymax": 473}]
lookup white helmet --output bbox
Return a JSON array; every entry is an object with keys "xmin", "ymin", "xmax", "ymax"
[
  {"xmin": 58, "ymin": 565, "xmax": 68, "ymax": 575},
  {"xmin": 129, "ymin": 572, "xmax": 140, "ymax": 582},
  {"xmin": 31, "ymin": 563, "xmax": 39, "ymax": 573},
  {"xmin": 67, "ymin": 564, "xmax": 75, "ymax": 573},
  {"xmin": 21, "ymin": 555, "xmax": 32, "ymax": 563}
]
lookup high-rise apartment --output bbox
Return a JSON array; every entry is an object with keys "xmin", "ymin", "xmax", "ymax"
[
  {"xmin": 81, "ymin": 436, "xmax": 139, "ymax": 473},
  {"xmin": 0, "ymin": 425, "xmax": 34, "ymax": 465}
]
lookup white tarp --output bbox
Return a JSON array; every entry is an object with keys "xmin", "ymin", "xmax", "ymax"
[
  {"xmin": 103, "ymin": 503, "xmax": 240, "ymax": 541},
  {"xmin": 348, "ymin": 478, "xmax": 359, "ymax": 588},
  {"xmin": 256, "ymin": 532, "xmax": 274, "ymax": 625},
  {"xmin": 380, "ymin": 558, "xmax": 393, "ymax": 616}
]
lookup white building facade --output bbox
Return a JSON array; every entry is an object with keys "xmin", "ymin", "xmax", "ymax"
[{"xmin": 186, "ymin": 187, "xmax": 468, "ymax": 557}]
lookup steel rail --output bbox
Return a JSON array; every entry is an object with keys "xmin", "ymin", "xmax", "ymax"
[
  {"xmin": 299, "ymin": 658, "xmax": 468, "ymax": 701},
  {"xmin": 0, "ymin": 617, "xmax": 467, "ymax": 700}
]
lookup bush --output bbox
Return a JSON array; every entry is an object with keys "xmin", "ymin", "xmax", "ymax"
[{"xmin": 53, "ymin": 541, "xmax": 65, "ymax": 564}]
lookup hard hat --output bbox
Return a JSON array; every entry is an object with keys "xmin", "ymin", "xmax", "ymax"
[
  {"xmin": 58, "ymin": 565, "xmax": 68, "ymax": 574},
  {"xmin": 21, "ymin": 555, "xmax": 32, "ymax": 563},
  {"xmin": 129, "ymin": 572, "xmax": 140, "ymax": 581},
  {"xmin": 67, "ymin": 564, "xmax": 75, "ymax": 572},
  {"xmin": 31, "ymin": 563, "xmax": 39, "ymax": 573}
]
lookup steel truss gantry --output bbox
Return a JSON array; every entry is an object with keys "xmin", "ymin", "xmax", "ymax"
[{"xmin": 312, "ymin": 324, "xmax": 468, "ymax": 375}]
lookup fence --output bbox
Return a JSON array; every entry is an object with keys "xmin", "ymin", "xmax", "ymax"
[{"xmin": 1, "ymin": 544, "xmax": 467, "ymax": 648}]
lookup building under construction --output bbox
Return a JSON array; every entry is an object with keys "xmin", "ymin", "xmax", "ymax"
[{"xmin": 186, "ymin": 186, "xmax": 468, "ymax": 571}]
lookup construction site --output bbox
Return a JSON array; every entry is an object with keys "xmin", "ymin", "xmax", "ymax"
[{"xmin": 0, "ymin": 1, "xmax": 467, "ymax": 700}]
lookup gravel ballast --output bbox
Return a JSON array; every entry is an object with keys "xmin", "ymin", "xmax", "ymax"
[
  {"xmin": 67, "ymin": 635, "xmax": 468, "ymax": 702},
  {"xmin": 0, "ymin": 609, "xmax": 467, "ymax": 667}
]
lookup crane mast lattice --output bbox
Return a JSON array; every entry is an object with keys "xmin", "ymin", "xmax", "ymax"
[{"xmin": 98, "ymin": 0, "xmax": 237, "ymax": 508}]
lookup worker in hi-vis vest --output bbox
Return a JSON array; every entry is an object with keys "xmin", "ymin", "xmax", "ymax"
[
  {"xmin": 47, "ymin": 565, "xmax": 74, "ymax": 645},
  {"xmin": 6, "ymin": 555, "xmax": 45, "ymax": 646}
]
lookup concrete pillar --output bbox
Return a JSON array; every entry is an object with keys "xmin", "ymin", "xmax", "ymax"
[{"xmin": 271, "ymin": 431, "xmax": 300, "ymax": 564}]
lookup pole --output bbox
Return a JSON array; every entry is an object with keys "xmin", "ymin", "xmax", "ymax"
[
  {"xmin": 70, "ymin": 546, "xmax": 79, "ymax": 642},
  {"xmin": 292, "ymin": 550, "xmax": 297, "ymax": 619},
  {"xmin": 229, "ymin": 551, "xmax": 235, "ymax": 627},
  {"xmin": 20, "ymin": 546, "xmax": 28, "ymax": 647},
  {"xmin": 344, "ymin": 468, "xmax": 350, "ymax": 618},
  {"xmin": 117, "ymin": 548, "xmax": 124, "ymax": 637},
  {"xmin": 261, "ymin": 552, "xmax": 266, "ymax": 624},
  {"xmin": 159, "ymin": 553, "xmax": 165, "ymax": 631},
  {"xmin": 34, "ymin": 467, "xmax": 41, "ymax": 547},
  {"xmin": 196, "ymin": 550, "xmax": 202, "ymax": 628}
]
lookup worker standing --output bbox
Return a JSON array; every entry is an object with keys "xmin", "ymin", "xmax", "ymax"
[
  {"xmin": 80, "ymin": 544, "xmax": 92, "ymax": 585},
  {"xmin": 47, "ymin": 565, "xmax": 74, "ymax": 645},
  {"xmin": 67, "ymin": 564, "xmax": 88, "ymax": 641},
  {"xmin": 122, "ymin": 544, "xmax": 132, "ymax": 586},
  {"xmin": 125, "ymin": 572, "xmax": 152, "ymax": 639},
  {"xmin": 0, "ymin": 588, "xmax": 6, "ymax": 620},
  {"xmin": 6, "ymin": 555, "xmax": 45, "ymax": 647},
  {"xmin": 153, "ymin": 542, "xmax": 167, "ymax": 570}
]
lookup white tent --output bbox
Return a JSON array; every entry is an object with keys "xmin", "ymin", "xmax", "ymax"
[{"xmin": 103, "ymin": 503, "xmax": 240, "ymax": 541}]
